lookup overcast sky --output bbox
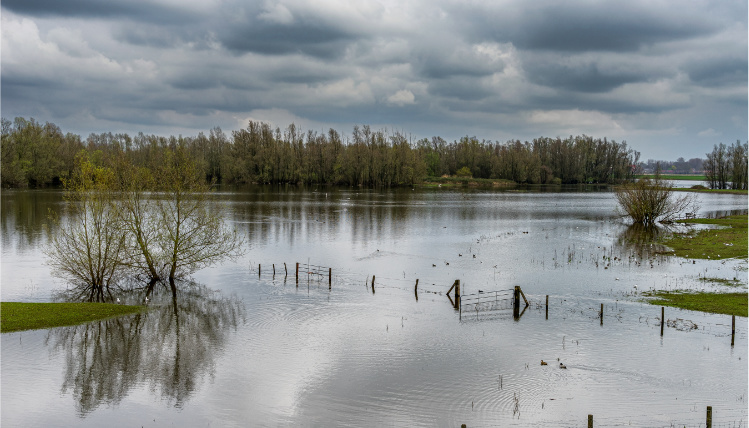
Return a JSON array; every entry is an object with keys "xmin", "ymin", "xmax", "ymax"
[{"xmin": 2, "ymin": 0, "xmax": 746, "ymax": 160}]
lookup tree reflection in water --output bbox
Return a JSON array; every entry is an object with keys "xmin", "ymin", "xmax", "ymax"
[
  {"xmin": 615, "ymin": 223, "xmax": 676, "ymax": 260},
  {"xmin": 45, "ymin": 281, "xmax": 246, "ymax": 416}
]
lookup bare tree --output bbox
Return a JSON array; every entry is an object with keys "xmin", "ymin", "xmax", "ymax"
[
  {"xmin": 615, "ymin": 173, "xmax": 699, "ymax": 226},
  {"xmin": 45, "ymin": 154, "xmax": 128, "ymax": 302},
  {"xmin": 153, "ymin": 147, "xmax": 243, "ymax": 299},
  {"xmin": 112, "ymin": 155, "xmax": 163, "ymax": 286}
]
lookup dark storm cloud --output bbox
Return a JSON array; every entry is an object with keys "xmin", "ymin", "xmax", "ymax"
[
  {"xmin": 685, "ymin": 57, "xmax": 748, "ymax": 88},
  {"xmin": 522, "ymin": 59, "xmax": 649, "ymax": 93},
  {"xmin": 220, "ymin": 25, "xmax": 354, "ymax": 59},
  {"xmin": 217, "ymin": 8, "xmax": 362, "ymax": 59},
  {"xmin": 457, "ymin": 2, "xmax": 720, "ymax": 52},
  {"xmin": 2, "ymin": 0, "xmax": 198, "ymax": 24},
  {"xmin": 414, "ymin": 49, "xmax": 503, "ymax": 79}
]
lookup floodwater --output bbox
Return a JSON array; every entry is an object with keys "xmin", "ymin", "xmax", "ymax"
[{"xmin": 2, "ymin": 186, "xmax": 747, "ymax": 427}]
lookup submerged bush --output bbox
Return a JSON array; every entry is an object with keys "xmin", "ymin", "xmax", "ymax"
[{"xmin": 615, "ymin": 176, "xmax": 699, "ymax": 226}]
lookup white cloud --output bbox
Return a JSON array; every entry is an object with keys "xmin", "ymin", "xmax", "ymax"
[{"xmin": 386, "ymin": 89, "xmax": 415, "ymax": 106}]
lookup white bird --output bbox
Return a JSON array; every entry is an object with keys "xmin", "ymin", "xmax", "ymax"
[
  {"xmin": 144, "ymin": 296, "xmax": 149, "ymax": 303},
  {"xmin": 116, "ymin": 298, "xmax": 121, "ymax": 304},
  {"xmin": 633, "ymin": 285, "xmax": 638, "ymax": 290}
]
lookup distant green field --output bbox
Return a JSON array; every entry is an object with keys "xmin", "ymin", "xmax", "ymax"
[{"xmin": 635, "ymin": 174, "xmax": 705, "ymax": 181}]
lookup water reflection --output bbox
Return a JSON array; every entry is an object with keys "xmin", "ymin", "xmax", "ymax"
[
  {"xmin": 614, "ymin": 223, "xmax": 674, "ymax": 260},
  {"xmin": 0, "ymin": 190, "xmax": 64, "ymax": 253},
  {"xmin": 45, "ymin": 282, "xmax": 245, "ymax": 415}
]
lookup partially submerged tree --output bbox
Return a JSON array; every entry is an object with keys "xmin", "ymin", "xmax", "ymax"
[
  {"xmin": 112, "ymin": 155, "xmax": 163, "ymax": 285},
  {"xmin": 154, "ymin": 147, "xmax": 243, "ymax": 298},
  {"xmin": 615, "ymin": 174, "xmax": 699, "ymax": 226},
  {"xmin": 46, "ymin": 153, "xmax": 128, "ymax": 302},
  {"xmin": 46, "ymin": 147, "xmax": 243, "ymax": 303}
]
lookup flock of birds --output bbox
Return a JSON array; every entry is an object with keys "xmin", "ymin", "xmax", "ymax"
[{"xmin": 541, "ymin": 360, "xmax": 567, "ymax": 369}]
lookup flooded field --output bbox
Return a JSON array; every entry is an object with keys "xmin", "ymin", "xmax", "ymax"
[{"xmin": 2, "ymin": 186, "xmax": 747, "ymax": 427}]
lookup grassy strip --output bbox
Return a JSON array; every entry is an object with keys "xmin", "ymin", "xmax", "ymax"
[
  {"xmin": 699, "ymin": 277, "xmax": 744, "ymax": 287},
  {"xmin": 421, "ymin": 176, "xmax": 516, "ymax": 188},
  {"xmin": 644, "ymin": 291, "xmax": 747, "ymax": 317},
  {"xmin": 635, "ymin": 174, "xmax": 706, "ymax": 181},
  {"xmin": 1, "ymin": 302, "xmax": 144, "ymax": 333},
  {"xmin": 659, "ymin": 215, "xmax": 748, "ymax": 259},
  {"xmin": 673, "ymin": 187, "xmax": 748, "ymax": 195}
]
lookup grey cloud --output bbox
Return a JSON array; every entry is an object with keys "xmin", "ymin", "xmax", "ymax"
[
  {"xmin": 414, "ymin": 48, "xmax": 504, "ymax": 79},
  {"xmin": 685, "ymin": 57, "xmax": 748, "ymax": 88},
  {"xmin": 454, "ymin": 1, "xmax": 721, "ymax": 52},
  {"xmin": 2, "ymin": 0, "xmax": 198, "ymax": 24},
  {"xmin": 218, "ymin": 15, "xmax": 361, "ymax": 59},
  {"xmin": 522, "ymin": 59, "xmax": 650, "ymax": 93},
  {"xmin": 427, "ymin": 78, "xmax": 492, "ymax": 101}
]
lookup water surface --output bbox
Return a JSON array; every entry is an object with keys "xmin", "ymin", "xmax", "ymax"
[{"xmin": 2, "ymin": 187, "xmax": 747, "ymax": 427}]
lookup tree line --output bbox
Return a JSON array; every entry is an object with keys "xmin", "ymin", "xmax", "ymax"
[
  {"xmin": 2, "ymin": 117, "xmax": 641, "ymax": 188},
  {"xmin": 703, "ymin": 141, "xmax": 748, "ymax": 190}
]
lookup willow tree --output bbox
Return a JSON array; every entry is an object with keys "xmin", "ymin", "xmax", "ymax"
[
  {"xmin": 45, "ymin": 153, "xmax": 128, "ymax": 302},
  {"xmin": 615, "ymin": 174, "xmax": 699, "ymax": 226}
]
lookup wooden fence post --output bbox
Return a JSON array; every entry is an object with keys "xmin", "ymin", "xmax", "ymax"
[
  {"xmin": 329, "ymin": 268, "xmax": 332, "ymax": 289},
  {"xmin": 732, "ymin": 315, "xmax": 735, "ymax": 347},
  {"xmin": 706, "ymin": 405, "xmax": 712, "ymax": 428},
  {"xmin": 284, "ymin": 262, "xmax": 288, "ymax": 276},
  {"xmin": 545, "ymin": 295, "xmax": 549, "ymax": 319},
  {"xmin": 661, "ymin": 307, "xmax": 665, "ymax": 336},
  {"xmin": 273, "ymin": 264, "xmax": 275, "ymax": 276},
  {"xmin": 371, "ymin": 275, "xmax": 375, "ymax": 293},
  {"xmin": 414, "ymin": 279, "xmax": 419, "ymax": 301},
  {"xmin": 295, "ymin": 262, "xmax": 299, "ymax": 285},
  {"xmin": 513, "ymin": 286, "xmax": 520, "ymax": 319},
  {"xmin": 454, "ymin": 280, "xmax": 460, "ymax": 304},
  {"xmin": 588, "ymin": 414, "xmax": 593, "ymax": 428},
  {"xmin": 258, "ymin": 264, "xmax": 261, "ymax": 277}
]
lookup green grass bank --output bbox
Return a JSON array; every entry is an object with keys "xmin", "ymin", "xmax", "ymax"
[
  {"xmin": 659, "ymin": 214, "xmax": 747, "ymax": 260},
  {"xmin": 1, "ymin": 302, "xmax": 145, "ymax": 333},
  {"xmin": 644, "ymin": 291, "xmax": 747, "ymax": 318},
  {"xmin": 647, "ymin": 214, "xmax": 748, "ymax": 316}
]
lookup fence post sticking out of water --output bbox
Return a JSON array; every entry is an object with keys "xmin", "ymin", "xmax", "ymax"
[
  {"xmin": 661, "ymin": 307, "xmax": 665, "ymax": 336},
  {"xmin": 600, "ymin": 303, "xmax": 603, "ymax": 325},
  {"xmin": 706, "ymin": 405, "xmax": 712, "ymax": 428},
  {"xmin": 284, "ymin": 262, "xmax": 288, "ymax": 277},
  {"xmin": 587, "ymin": 414, "xmax": 593, "ymax": 428},
  {"xmin": 295, "ymin": 263, "xmax": 299, "ymax": 283},
  {"xmin": 273, "ymin": 264, "xmax": 276, "ymax": 277},
  {"xmin": 414, "ymin": 279, "xmax": 419, "ymax": 301},
  {"xmin": 455, "ymin": 280, "xmax": 460, "ymax": 305},
  {"xmin": 259, "ymin": 264, "xmax": 261, "ymax": 277},
  {"xmin": 371, "ymin": 275, "xmax": 376, "ymax": 294},
  {"xmin": 732, "ymin": 315, "xmax": 735, "ymax": 347},
  {"xmin": 546, "ymin": 295, "xmax": 549, "ymax": 319},
  {"xmin": 513, "ymin": 286, "xmax": 520, "ymax": 319},
  {"xmin": 328, "ymin": 268, "xmax": 332, "ymax": 289}
]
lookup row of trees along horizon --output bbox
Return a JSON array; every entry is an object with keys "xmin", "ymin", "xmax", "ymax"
[{"xmin": 2, "ymin": 116, "xmax": 746, "ymax": 189}]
